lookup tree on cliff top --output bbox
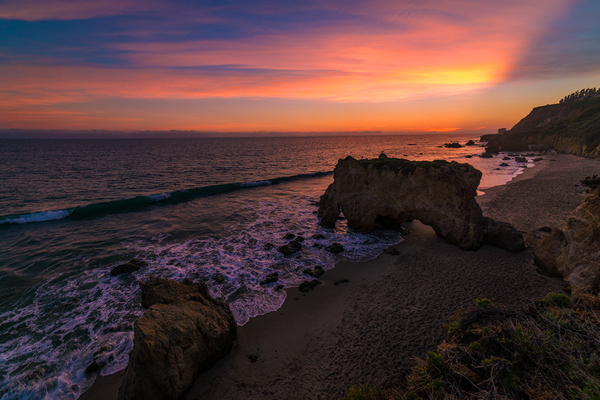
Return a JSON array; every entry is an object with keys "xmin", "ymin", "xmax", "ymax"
[{"xmin": 559, "ymin": 87, "xmax": 598, "ymax": 103}]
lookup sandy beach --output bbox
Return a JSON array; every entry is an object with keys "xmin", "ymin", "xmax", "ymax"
[{"xmin": 80, "ymin": 153, "xmax": 599, "ymax": 400}]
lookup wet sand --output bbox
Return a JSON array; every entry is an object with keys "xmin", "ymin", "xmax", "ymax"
[{"xmin": 81, "ymin": 152, "xmax": 599, "ymax": 400}]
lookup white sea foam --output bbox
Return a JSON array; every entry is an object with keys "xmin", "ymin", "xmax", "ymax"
[
  {"xmin": 145, "ymin": 193, "xmax": 171, "ymax": 202},
  {"xmin": 239, "ymin": 180, "xmax": 272, "ymax": 187},
  {"xmin": 0, "ymin": 209, "xmax": 71, "ymax": 224}
]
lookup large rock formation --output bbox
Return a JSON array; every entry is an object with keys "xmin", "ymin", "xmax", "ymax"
[
  {"xmin": 119, "ymin": 276, "xmax": 237, "ymax": 400},
  {"xmin": 535, "ymin": 186, "xmax": 600, "ymax": 295},
  {"xmin": 318, "ymin": 156, "xmax": 524, "ymax": 252}
]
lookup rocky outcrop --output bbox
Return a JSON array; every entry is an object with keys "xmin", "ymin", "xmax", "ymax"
[
  {"xmin": 110, "ymin": 259, "xmax": 148, "ymax": 276},
  {"xmin": 318, "ymin": 156, "xmax": 524, "ymax": 252},
  {"xmin": 480, "ymin": 96, "xmax": 600, "ymax": 158},
  {"xmin": 535, "ymin": 187, "xmax": 600, "ymax": 295},
  {"xmin": 118, "ymin": 276, "xmax": 237, "ymax": 400}
]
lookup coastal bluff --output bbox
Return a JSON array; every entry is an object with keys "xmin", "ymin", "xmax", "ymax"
[
  {"xmin": 118, "ymin": 276, "xmax": 237, "ymax": 400},
  {"xmin": 318, "ymin": 156, "xmax": 524, "ymax": 252}
]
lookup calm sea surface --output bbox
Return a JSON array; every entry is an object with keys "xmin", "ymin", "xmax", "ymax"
[{"xmin": 0, "ymin": 135, "xmax": 532, "ymax": 399}]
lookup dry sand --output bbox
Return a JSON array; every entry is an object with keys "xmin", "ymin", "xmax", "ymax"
[{"xmin": 80, "ymin": 152, "xmax": 599, "ymax": 400}]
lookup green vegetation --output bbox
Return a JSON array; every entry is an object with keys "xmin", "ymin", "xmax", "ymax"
[
  {"xmin": 339, "ymin": 385, "xmax": 387, "ymax": 400},
  {"xmin": 475, "ymin": 297, "xmax": 494, "ymax": 308},
  {"xmin": 343, "ymin": 291, "xmax": 600, "ymax": 400}
]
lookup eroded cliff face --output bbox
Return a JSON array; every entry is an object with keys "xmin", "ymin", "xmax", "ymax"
[
  {"xmin": 318, "ymin": 156, "xmax": 524, "ymax": 252},
  {"xmin": 481, "ymin": 96, "xmax": 600, "ymax": 158},
  {"xmin": 118, "ymin": 277, "xmax": 237, "ymax": 400},
  {"xmin": 535, "ymin": 187, "xmax": 600, "ymax": 295}
]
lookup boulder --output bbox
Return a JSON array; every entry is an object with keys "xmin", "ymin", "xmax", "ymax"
[
  {"xmin": 318, "ymin": 156, "xmax": 523, "ymax": 252},
  {"xmin": 118, "ymin": 277, "xmax": 237, "ymax": 400},
  {"xmin": 110, "ymin": 259, "xmax": 147, "ymax": 276},
  {"xmin": 277, "ymin": 240, "xmax": 302, "ymax": 255},
  {"xmin": 535, "ymin": 187, "xmax": 600, "ymax": 295}
]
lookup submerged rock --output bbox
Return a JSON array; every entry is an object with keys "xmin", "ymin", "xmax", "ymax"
[
  {"xmin": 278, "ymin": 240, "xmax": 302, "ymax": 256},
  {"xmin": 260, "ymin": 272, "xmax": 279, "ymax": 285},
  {"xmin": 299, "ymin": 279, "xmax": 322, "ymax": 292},
  {"xmin": 110, "ymin": 259, "xmax": 147, "ymax": 276},
  {"xmin": 325, "ymin": 242, "xmax": 344, "ymax": 253},
  {"xmin": 119, "ymin": 276, "xmax": 237, "ymax": 400},
  {"xmin": 535, "ymin": 187, "xmax": 600, "ymax": 295},
  {"xmin": 317, "ymin": 156, "xmax": 523, "ymax": 252}
]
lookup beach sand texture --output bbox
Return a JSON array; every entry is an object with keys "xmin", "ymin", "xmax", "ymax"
[{"xmin": 81, "ymin": 153, "xmax": 598, "ymax": 400}]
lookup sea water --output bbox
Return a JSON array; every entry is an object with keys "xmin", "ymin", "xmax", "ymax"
[{"xmin": 0, "ymin": 135, "xmax": 533, "ymax": 399}]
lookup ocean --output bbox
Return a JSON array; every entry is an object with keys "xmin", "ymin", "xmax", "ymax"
[{"xmin": 0, "ymin": 135, "xmax": 533, "ymax": 399}]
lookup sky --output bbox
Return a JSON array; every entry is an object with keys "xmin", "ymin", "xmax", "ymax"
[{"xmin": 0, "ymin": 0, "xmax": 599, "ymax": 134}]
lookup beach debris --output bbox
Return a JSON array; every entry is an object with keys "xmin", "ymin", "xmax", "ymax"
[
  {"xmin": 311, "ymin": 233, "xmax": 325, "ymax": 240},
  {"xmin": 383, "ymin": 245, "xmax": 399, "ymax": 255},
  {"xmin": 277, "ymin": 240, "xmax": 302, "ymax": 256},
  {"xmin": 119, "ymin": 276, "xmax": 236, "ymax": 400},
  {"xmin": 325, "ymin": 243, "xmax": 344, "ymax": 253},
  {"xmin": 109, "ymin": 259, "xmax": 147, "ymax": 276},
  {"xmin": 299, "ymin": 279, "xmax": 322, "ymax": 292},
  {"xmin": 303, "ymin": 266, "xmax": 324, "ymax": 278},
  {"xmin": 283, "ymin": 233, "xmax": 295, "ymax": 240},
  {"xmin": 260, "ymin": 272, "xmax": 279, "ymax": 285},
  {"xmin": 334, "ymin": 279, "xmax": 349, "ymax": 285},
  {"xmin": 580, "ymin": 174, "xmax": 600, "ymax": 189}
]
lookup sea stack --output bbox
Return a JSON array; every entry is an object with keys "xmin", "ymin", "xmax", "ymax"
[
  {"xmin": 118, "ymin": 276, "xmax": 237, "ymax": 400},
  {"xmin": 318, "ymin": 156, "xmax": 524, "ymax": 252}
]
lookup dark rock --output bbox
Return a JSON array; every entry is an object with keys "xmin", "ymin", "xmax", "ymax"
[
  {"xmin": 299, "ymin": 280, "xmax": 322, "ymax": 292},
  {"xmin": 464, "ymin": 155, "xmax": 473, "ymax": 158},
  {"xmin": 502, "ymin": 156, "xmax": 511, "ymax": 160},
  {"xmin": 263, "ymin": 242, "xmax": 275, "ymax": 250},
  {"xmin": 485, "ymin": 145, "xmax": 500, "ymax": 154},
  {"xmin": 324, "ymin": 243, "xmax": 344, "ymax": 253},
  {"xmin": 383, "ymin": 246, "xmax": 399, "ymax": 255},
  {"xmin": 379, "ymin": 152, "xmax": 388, "ymax": 159},
  {"xmin": 119, "ymin": 277, "xmax": 236, "ymax": 400},
  {"xmin": 520, "ymin": 165, "xmax": 528, "ymax": 168},
  {"xmin": 465, "ymin": 140, "xmax": 476, "ymax": 146},
  {"xmin": 278, "ymin": 240, "xmax": 302, "ymax": 256},
  {"xmin": 515, "ymin": 156, "xmax": 527, "ymax": 163},
  {"xmin": 499, "ymin": 163, "xmax": 509, "ymax": 167},
  {"xmin": 444, "ymin": 142, "xmax": 463, "ymax": 148},
  {"xmin": 533, "ymin": 157, "xmax": 544, "ymax": 162},
  {"xmin": 85, "ymin": 360, "xmax": 104, "ymax": 374},
  {"xmin": 213, "ymin": 274, "xmax": 225, "ymax": 283},
  {"xmin": 311, "ymin": 233, "xmax": 325, "ymax": 240},
  {"xmin": 303, "ymin": 266, "xmax": 324, "ymax": 278},
  {"xmin": 275, "ymin": 284, "xmax": 284, "ymax": 291},
  {"xmin": 482, "ymin": 218, "xmax": 525, "ymax": 253},
  {"xmin": 260, "ymin": 272, "xmax": 279, "ymax": 285},
  {"xmin": 283, "ymin": 233, "xmax": 295, "ymax": 240},
  {"xmin": 479, "ymin": 153, "xmax": 493, "ymax": 158},
  {"xmin": 580, "ymin": 175, "xmax": 600, "ymax": 189},
  {"xmin": 538, "ymin": 226, "xmax": 553, "ymax": 232},
  {"xmin": 334, "ymin": 279, "xmax": 349, "ymax": 285},
  {"xmin": 295, "ymin": 236, "xmax": 305, "ymax": 242},
  {"xmin": 110, "ymin": 259, "xmax": 148, "ymax": 276}
]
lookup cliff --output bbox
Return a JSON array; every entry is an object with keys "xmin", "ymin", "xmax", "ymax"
[
  {"xmin": 318, "ymin": 156, "xmax": 524, "ymax": 252},
  {"xmin": 481, "ymin": 95, "xmax": 600, "ymax": 157}
]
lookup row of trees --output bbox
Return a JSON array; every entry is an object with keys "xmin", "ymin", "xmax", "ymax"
[{"xmin": 559, "ymin": 87, "xmax": 598, "ymax": 103}]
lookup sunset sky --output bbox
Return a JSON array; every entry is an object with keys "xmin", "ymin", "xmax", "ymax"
[{"xmin": 1, "ymin": 0, "xmax": 599, "ymax": 134}]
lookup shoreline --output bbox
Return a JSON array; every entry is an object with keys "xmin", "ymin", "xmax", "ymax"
[{"xmin": 80, "ymin": 152, "xmax": 599, "ymax": 400}]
